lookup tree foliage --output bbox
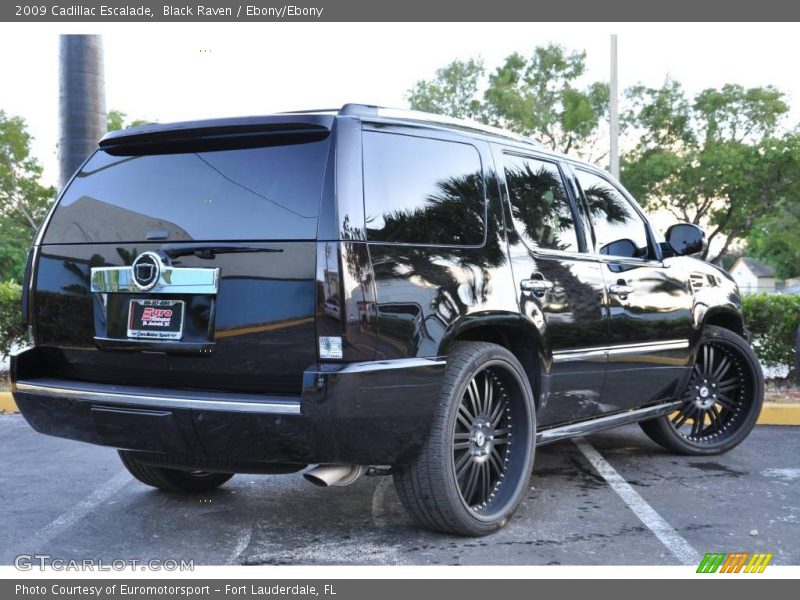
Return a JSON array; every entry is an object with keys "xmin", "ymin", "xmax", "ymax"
[
  {"xmin": 747, "ymin": 199, "xmax": 800, "ymax": 279},
  {"xmin": 621, "ymin": 81, "xmax": 800, "ymax": 263},
  {"xmin": 107, "ymin": 109, "xmax": 151, "ymax": 132},
  {"xmin": 0, "ymin": 111, "xmax": 56, "ymax": 282},
  {"xmin": 407, "ymin": 45, "xmax": 609, "ymax": 160}
]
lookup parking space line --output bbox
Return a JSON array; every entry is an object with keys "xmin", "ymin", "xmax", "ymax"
[
  {"xmin": 25, "ymin": 470, "xmax": 131, "ymax": 552},
  {"xmin": 573, "ymin": 437, "xmax": 701, "ymax": 565}
]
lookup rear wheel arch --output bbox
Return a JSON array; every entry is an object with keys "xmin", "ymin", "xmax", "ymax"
[{"xmin": 439, "ymin": 316, "xmax": 543, "ymax": 409}]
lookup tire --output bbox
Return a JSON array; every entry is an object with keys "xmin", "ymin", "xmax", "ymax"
[
  {"xmin": 118, "ymin": 450, "xmax": 234, "ymax": 493},
  {"xmin": 639, "ymin": 325, "xmax": 764, "ymax": 455},
  {"xmin": 393, "ymin": 342, "xmax": 536, "ymax": 536}
]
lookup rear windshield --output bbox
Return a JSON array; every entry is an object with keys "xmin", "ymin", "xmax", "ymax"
[{"xmin": 43, "ymin": 137, "xmax": 330, "ymax": 244}]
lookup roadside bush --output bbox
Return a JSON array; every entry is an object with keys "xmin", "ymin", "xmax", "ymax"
[
  {"xmin": 742, "ymin": 293, "xmax": 800, "ymax": 380},
  {"xmin": 0, "ymin": 281, "xmax": 24, "ymax": 358}
]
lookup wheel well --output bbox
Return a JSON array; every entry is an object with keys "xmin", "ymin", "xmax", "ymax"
[
  {"xmin": 446, "ymin": 325, "xmax": 541, "ymax": 408},
  {"xmin": 704, "ymin": 311, "xmax": 744, "ymax": 336}
]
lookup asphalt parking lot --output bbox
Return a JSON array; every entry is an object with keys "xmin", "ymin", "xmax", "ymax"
[{"xmin": 1, "ymin": 415, "xmax": 798, "ymax": 566}]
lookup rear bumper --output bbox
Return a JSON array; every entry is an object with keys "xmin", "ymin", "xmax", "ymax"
[{"xmin": 11, "ymin": 347, "xmax": 445, "ymax": 467}]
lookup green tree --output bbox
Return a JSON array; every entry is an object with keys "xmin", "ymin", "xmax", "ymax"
[
  {"xmin": 621, "ymin": 81, "xmax": 799, "ymax": 263},
  {"xmin": 408, "ymin": 45, "xmax": 609, "ymax": 161},
  {"xmin": 107, "ymin": 109, "xmax": 151, "ymax": 132},
  {"xmin": 0, "ymin": 111, "xmax": 56, "ymax": 282},
  {"xmin": 747, "ymin": 199, "xmax": 800, "ymax": 279}
]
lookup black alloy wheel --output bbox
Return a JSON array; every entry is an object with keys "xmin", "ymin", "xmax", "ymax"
[
  {"xmin": 640, "ymin": 325, "xmax": 764, "ymax": 455},
  {"xmin": 394, "ymin": 342, "xmax": 535, "ymax": 536}
]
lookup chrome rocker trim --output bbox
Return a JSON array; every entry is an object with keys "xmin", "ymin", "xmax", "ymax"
[{"xmin": 536, "ymin": 400, "xmax": 682, "ymax": 445}]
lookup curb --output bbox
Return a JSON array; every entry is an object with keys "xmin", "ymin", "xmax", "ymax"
[
  {"xmin": 0, "ymin": 392, "xmax": 798, "ymax": 424},
  {"xmin": 758, "ymin": 402, "xmax": 800, "ymax": 425},
  {"xmin": 0, "ymin": 391, "xmax": 17, "ymax": 414}
]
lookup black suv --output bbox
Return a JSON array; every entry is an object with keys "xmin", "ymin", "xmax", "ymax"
[{"xmin": 12, "ymin": 104, "xmax": 764, "ymax": 536}]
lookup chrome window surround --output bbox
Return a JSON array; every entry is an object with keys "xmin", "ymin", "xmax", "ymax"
[{"xmin": 91, "ymin": 262, "xmax": 219, "ymax": 295}]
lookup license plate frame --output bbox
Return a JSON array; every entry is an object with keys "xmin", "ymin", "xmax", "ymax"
[{"xmin": 127, "ymin": 298, "xmax": 185, "ymax": 341}]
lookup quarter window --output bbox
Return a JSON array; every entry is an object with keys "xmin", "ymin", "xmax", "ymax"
[
  {"xmin": 503, "ymin": 155, "xmax": 580, "ymax": 253},
  {"xmin": 363, "ymin": 132, "xmax": 485, "ymax": 245},
  {"xmin": 575, "ymin": 170, "xmax": 650, "ymax": 259}
]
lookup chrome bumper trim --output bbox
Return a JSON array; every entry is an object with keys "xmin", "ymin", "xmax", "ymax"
[{"xmin": 13, "ymin": 379, "xmax": 301, "ymax": 415}]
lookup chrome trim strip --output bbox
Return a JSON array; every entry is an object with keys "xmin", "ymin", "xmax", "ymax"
[
  {"xmin": 551, "ymin": 348, "xmax": 607, "ymax": 363},
  {"xmin": 606, "ymin": 340, "xmax": 689, "ymax": 355},
  {"xmin": 14, "ymin": 379, "xmax": 300, "ymax": 415},
  {"xmin": 552, "ymin": 340, "xmax": 690, "ymax": 363},
  {"xmin": 536, "ymin": 400, "xmax": 682, "ymax": 445},
  {"xmin": 90, "ymin": 264, "xmax": 219, "ymax": 295},
  {"xmin": 336, "ymin": 357, "xmax": 446, "ymax": 374}
]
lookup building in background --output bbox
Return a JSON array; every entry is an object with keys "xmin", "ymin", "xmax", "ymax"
[{"xmin": 729, "ymin": 257, "xmax": 779, "ymax": 294}]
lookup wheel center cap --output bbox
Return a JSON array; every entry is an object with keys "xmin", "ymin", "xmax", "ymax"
[
  {"xmin": 474, "ymin": 430, "xmax": 486, "ymax": 448},
  {"xmin": 699, "ymin": 386, "xmax": 710, "ymax": 398}
]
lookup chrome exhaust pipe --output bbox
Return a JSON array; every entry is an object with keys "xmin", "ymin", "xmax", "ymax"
[{"xmin": 303, "ymin": 464, "xmax": 366, "ymax": 487}]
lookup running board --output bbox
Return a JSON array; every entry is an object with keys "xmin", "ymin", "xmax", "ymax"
[{"xmin": 536, "ymin": 401, "xmax": 682, "ymax": 446}]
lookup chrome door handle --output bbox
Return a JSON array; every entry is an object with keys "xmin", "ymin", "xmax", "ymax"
[
  {"xmin": 609, "ymin": 283, "xmax": 635, "ymax": 296},
  {"xmin": 520, "ymin": 278, "xmax": 554, "ymax": 295}
]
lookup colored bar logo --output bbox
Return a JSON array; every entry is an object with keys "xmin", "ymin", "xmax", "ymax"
[{"xmin": 697, "ymin": 552, "xmax": 773, "ymax": 573}]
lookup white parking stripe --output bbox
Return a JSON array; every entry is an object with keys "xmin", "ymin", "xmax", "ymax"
[
  {"xmin": 26, "ymin": 470, "xmax": 131, "ymax": 551},
  {"xmin": 573, "ymin": 437, "xmax": 701, "ymax": 565}
]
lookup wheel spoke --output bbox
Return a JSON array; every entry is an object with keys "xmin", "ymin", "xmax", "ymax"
[
  {"xmin": 459, "ymin": 401, "xmax": 475, "ymax": 423},
  {"xmin": 484, "ymin": 372, "xmax": 493, "ymax": 416},
  {"xmin": 713, "ymin": 356, "xmax": 731, "ymax": 380},
  {"xmin": 456, "ymin": 411, "xmax": 472, "ymax": 430},
  {"xmin": 455, "ymin": 451, "xmax": 472, "ymax": 478},
  {"xmin": 482, "ymin": 462, "xmax": 491, "ymax": 504},
  {"xmin": 463, "ymin": 462, "xmax": 480, "ymax": 504},
  {"xmin": 488, "ymin": 448, "xmax": 503, "ymax": 475},
  {"xmin": 714, "ymin": 394, "xmax": 737, "ymax": 410},
  {"xmin": 710, "ymin": 405, "xmax": 723, "ymax": 433},
  {"xmin": 453, "ymin": 441, "xmax": 471, "ymax": 450},
  {"xmin": 467, "ymin": 380, "xmax": 480, "ymax": 417},
  {"xmin": 691, "ymin": 410, "xmax": 704, "ymax": 437},
  {"xmin": 490, "ymin": 397, "xmax": 506, "ymax": 427}
]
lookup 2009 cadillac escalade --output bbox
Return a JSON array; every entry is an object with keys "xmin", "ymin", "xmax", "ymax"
[{"xmin": 12, "ymin": 104, "xmax": 764, "ymax": 536}]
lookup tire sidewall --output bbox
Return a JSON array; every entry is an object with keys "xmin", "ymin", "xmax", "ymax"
[{"xmin": 439, "ymin": 343, "xmax": 536, "ymax": 532}]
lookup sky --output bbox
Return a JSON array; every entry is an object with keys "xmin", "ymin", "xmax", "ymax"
[{"xmin": 1, "ymin": 22, "xmax": 800, "ymax": 188}]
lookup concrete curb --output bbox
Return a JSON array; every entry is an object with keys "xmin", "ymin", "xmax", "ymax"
[
  {"xmin": 0, "ymin": 392, "xmax": 798, "ymax": 424},
  {"xmin": 0, "ymin": 392, "xmax": 17, "ymax": 414},
  {"xmin": 758, "ymin": 402, "xmax": 800, "ymax": 425}
]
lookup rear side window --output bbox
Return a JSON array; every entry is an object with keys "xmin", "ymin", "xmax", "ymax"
[
  {"xmin": 363, "ymin": 131, "xmax": 485, "ymax": 245},
  {"xmin": 43, "ymin": 137, "xmax": 330, "ymax": 244},
  {"xmin": 503, "ymin": 154, "xmax": 579, "ymax": 253}
]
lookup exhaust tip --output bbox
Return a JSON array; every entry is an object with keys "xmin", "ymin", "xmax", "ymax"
[{"xmin": 303, "ymin": 464, "xmax": 365, "ymax": 487}]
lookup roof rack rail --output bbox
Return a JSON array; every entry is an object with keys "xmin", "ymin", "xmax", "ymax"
[{"xmin": 339, "ymin": 103, "xmax": 540, "ymax": 147}]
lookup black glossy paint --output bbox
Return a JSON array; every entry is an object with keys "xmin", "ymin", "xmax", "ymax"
[{"xmin": 13, "ymin": 108, "xmax": 746, "ymax": 468}]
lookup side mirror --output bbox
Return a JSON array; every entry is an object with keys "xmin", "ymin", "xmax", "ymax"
[
  {"xmin": 600, "ymin": 238, "xmax": 639, "ymax": 258},
  {"xmin": 666, "ymin": 223, "xmax": 705, "ymax": 256}
]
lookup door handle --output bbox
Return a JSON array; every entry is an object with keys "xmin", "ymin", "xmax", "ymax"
[
  {"xmin": 520, "ymin": 278, "xmax": 554, "ymax": 295},
  {"xmin": 609, "ymin": 282, "xmax": 635, "ymax": 297}
]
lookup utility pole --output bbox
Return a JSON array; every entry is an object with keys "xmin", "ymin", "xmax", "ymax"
[
  {"xmin": 609, "ymin": 34, "xmax": 619, "ymax": 180},
  {"xmin": 59, "ymin": 35, "xmax": 106, "ymax": 190}
]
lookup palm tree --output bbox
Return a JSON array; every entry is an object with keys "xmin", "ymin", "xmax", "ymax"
[{"xmin": 59, "ymin": 35, "xmax": 106, "ymax": 189}]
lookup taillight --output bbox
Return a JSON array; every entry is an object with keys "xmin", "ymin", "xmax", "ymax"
[{"xmin": 20, "ymin": 247, "xmax": 34, "ymax": 328}]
